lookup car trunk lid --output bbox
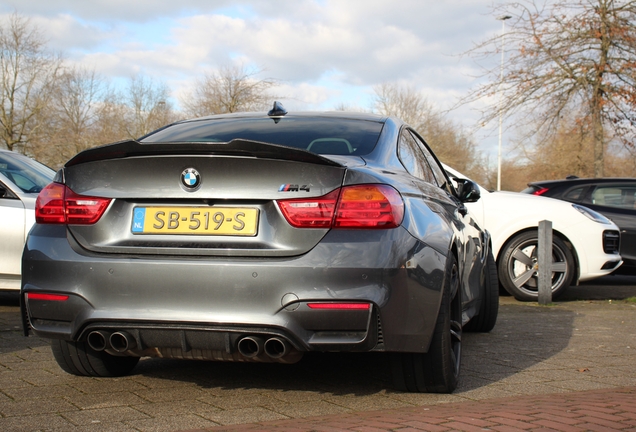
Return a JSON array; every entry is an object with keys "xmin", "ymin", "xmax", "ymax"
[{"xmin": 63, "ymin": 140, "xmax": 347, "ymax": 257}]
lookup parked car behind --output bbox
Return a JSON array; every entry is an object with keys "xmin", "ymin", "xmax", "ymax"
[
  {"xmin": 0, "ymin": 150, "xmax": 55, "ymax": 290},
  {"xmin": 21, "ymin": 106, "xmax": 499, "ymax": 393},
  {"xmin": 523, "ymin": 178, "xmax": 636, "ymax": 273},
  {"xmin": 444, "ymin": 165, "xmax": 622, "ymax": 301}
]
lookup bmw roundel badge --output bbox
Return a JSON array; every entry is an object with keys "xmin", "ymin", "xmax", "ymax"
[{"xmin": 181, "ymin": 168, "xmax": 201, "ymax": 190}]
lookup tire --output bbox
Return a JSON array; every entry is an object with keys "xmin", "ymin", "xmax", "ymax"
[
  {"xmin": 464, "ymin": 251, "xmax": 499, "ymax": 333},
  {"xmin": 51, "ymin": 339, "xmax": 139, "ymax": 377},
  {"xmin": 498, "ymin": 231, "xmax": 574, "ymax": 302},
  {"xmin": 391, "ymin": 255, "xmax": 462, "ymax": 393}
]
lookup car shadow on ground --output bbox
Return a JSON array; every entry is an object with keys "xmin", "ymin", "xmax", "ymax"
[{"xmin": 133, "ymin": 351, "xmax": 395, "ymax": 396}]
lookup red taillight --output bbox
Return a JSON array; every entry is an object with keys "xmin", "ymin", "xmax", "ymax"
[
  {"xmin": 277, "ymin": 189, "xmax": 340, "ymax": 228},
  {"xmin": 532, "ymin": 187, "xmax": 549, "ymax": 196},
  {"xmin": 27, "ymin": 292, "xmax": 69, "ymax": 301},
  {"xmin": 277, "ymin": 184, "xmax": 404, "ymax": 229},
  {"xmin": 36, "ymin": 183, "xmax": 111, "ymax": 225},
  {"xmin": 64, "ymin": 188, "xmax": 112, "ymax": 224},
  {"xmin": 35, "ymin": 182, "xmax": 66, "ymax": 223},
  {"xmin": 307, "ymin": 303, "xmax": 371, "ymax": 310},
  {"xmin": 334, "ymin": 185, "xmax": 404, "ymax": 228}
]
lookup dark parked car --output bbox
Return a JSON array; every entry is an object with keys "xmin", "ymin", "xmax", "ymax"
[
  {"xmin": 523, "ymin": 177, "xmax": 635, "ymax": 272},
  {"xmin": 21, "ymin": 105, "xmax": 498, "ymax": 393}
]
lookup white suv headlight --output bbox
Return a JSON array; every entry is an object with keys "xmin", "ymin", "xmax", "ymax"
[{"xmin": 573, "ymin": 204, "xmax": 612, "ymax": 224}]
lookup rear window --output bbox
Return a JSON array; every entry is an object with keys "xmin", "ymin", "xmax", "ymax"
[{"xmin": 141, "ymin": 117, "xmax": 384, "ymax": 156}]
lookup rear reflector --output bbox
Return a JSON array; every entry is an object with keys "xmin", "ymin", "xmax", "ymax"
[
  {"xmin": 277, "ymin": 184, "xmax": 404, "ymax": 229},
  {"xmin": 307, "ymin": 303, "xmax": 371, "ymax": 310},
  {"xmin": 36, "ymin": 182, "xmax": 111, "ymax": 225},
  {"xmin": 27, "ymin": 292, "xmax": 69, "ymax": 301}
]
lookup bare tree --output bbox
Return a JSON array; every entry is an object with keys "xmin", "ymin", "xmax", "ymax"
[
  {"xmin": 55, "ymin": 67, "xmax": 102, "ymax": 140},
  {"xmin": 29, "ymin": 66, "xmax": 111, "ymax": 167},
  {"xmin": 181, "ymin": 65, "xmax": 276, "ymax": 117},
  {"xmin": 0, "ymin": 13, "xmax": 62, "ymax": 153},
  {"xmin": 496, "ymin": 111, "xmax": 636, "ymax": 191},
  {"xmin": 460, "ymin": 0, "xmax": 636, "ymax": 177},
  {"xmin": 373, "ymin": 83, "xmax": 435, "ymax": 131},
  {"xmin": 373, "ymin": 83, "xmax": 484, "ymax": 179},
  {"xmin": 92, "ymin": 89, "xmax": 129, "ymax": 144},
  {"xmin": 122, "ymin": 75, "xmax": 176, "ymax": 138},
  {"xmin": 531, "ymin": 115, "xmax": 600, "ymax": 176},
  {"xmin": 32, "ymin": 74, "xmax": 179, "ymax": 167}
]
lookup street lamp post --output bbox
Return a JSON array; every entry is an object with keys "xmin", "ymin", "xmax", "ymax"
[{"xmin": 497, "ymin": 15, "xmax": 511, "ymax": 191}]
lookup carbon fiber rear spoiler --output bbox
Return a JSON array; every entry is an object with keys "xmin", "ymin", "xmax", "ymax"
[{"xmin": 65, "ymin": 139, "xmax": 343, "ymax": 168}]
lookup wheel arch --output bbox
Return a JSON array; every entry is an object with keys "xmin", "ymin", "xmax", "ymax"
[
  {"xmin": 449, "ymin": 236, "xmax": 461, "ymax": 291},
  {"xmin": 450, "ymin": 240, "xmax": 459, "ymax": 269},
  {"xmin": 448, "ymin": 236, "xmax": 464, "ymax": 305}
]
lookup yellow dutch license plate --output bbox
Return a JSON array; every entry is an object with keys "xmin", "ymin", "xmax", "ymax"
[{"xmin": 131, "ymin": 207, "xmax": 259, "ymax": 236}]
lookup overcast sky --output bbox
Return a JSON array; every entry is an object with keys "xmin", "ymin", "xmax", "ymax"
[{"xmin": 0, "ymin": 0, "xmax": 508, "ymax": 157}]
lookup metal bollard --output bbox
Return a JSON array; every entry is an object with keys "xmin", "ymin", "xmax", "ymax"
[{"xmin": 538, "ymin": 220, "xmax": 552, "ymax": 305}]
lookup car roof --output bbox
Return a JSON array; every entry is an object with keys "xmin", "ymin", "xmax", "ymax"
[{"xmin": 0, "ymin": 149, "xmax": 50, "ymax": 166}]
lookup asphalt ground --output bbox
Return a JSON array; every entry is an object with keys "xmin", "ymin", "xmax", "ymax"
[{"xmin": 0, "ymin": 275, "xmax": 635, "ymax": 432}]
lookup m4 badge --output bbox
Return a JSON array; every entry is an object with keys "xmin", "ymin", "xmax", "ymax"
[{"xmin": 279, "ymin": 184, "xmax": 311, "ymax": 192}]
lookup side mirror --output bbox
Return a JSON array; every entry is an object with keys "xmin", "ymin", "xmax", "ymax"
[
  {"xmin": 0, "ymin": 186, "xmax": 7, "ymax": 198},
  {"xmin": 456, "ymin": 179, "xmax": 481, "ymax": 203}
]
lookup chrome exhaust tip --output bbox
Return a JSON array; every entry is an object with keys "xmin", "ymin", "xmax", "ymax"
[
  {"xmin": 109, "ymin": 331, "xmax": 137, "ymax": 353},
  {"xmin": 264, "ymin": 337, "xmax": 289, "ymax": 359},
  {"xmin": 237, "ymin": 336, "xmax": 264, "ymax": 358},
  {"xmin": 87, "ymin": 330, "xmax": 109, "ymax": 351}
]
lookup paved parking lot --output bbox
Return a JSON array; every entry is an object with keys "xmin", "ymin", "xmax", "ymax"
[{"xmin": 1, "ymin": 275, "xmax": 635, "ymax": 431}]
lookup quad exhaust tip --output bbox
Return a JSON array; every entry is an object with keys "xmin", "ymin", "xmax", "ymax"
[
  {"xmin": 237, "ymin": 336, "xmax": 264, "ymax": 358},
  {"xmin": 264, "ymin": 337, "xmax": 289, "ymax": 359},
  {"xmin": 109, "ymin": 331, "xmax": 137, "ymax": 353},
  {"xmin": 87, "ymin": 330, "xmax": 109, "ymax": 351},
  {"xmin": 87, "ymin": 331, "xmax": 297, "ymax": 361},
  {"xmin": 238, "ymin": 336, "xmax": 294, "ymax": 360}
]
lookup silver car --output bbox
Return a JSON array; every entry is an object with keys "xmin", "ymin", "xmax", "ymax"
[
  {"xmin": 0, "ymin": 150, "xmax": 54, "ymax": 290},
  {"xmin": 21, "ymin": 106, "xmax": 498, "ymax": 393}
]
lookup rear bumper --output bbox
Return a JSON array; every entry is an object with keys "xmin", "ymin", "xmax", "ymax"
[{"xmin": 22, "ymin": 224, "xmax": 447, "ymax": 354}]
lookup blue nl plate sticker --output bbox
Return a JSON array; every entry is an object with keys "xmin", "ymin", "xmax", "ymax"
[{"xmin": 132, "ymin": 208, "xmax": 146, "ymax": 233}]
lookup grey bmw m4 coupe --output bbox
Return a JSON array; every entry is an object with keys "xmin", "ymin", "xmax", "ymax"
[{"xmin": 21, "ymin": 104, "xmax": 498, "ymax": 393}]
